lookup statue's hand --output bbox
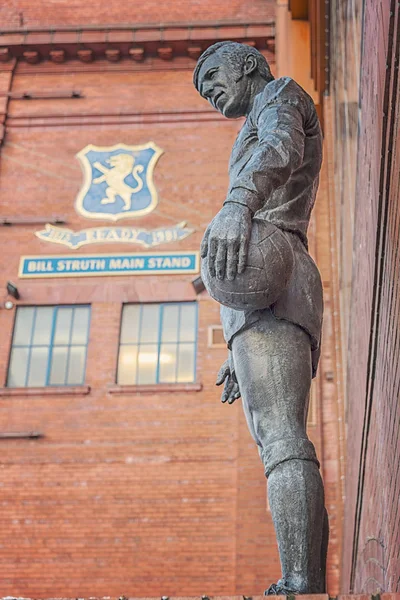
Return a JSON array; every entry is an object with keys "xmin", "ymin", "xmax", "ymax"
[
  {"xmin": 201, "ymin": 203, "xmax": 252, "ymax": 280},
  {"xmin": 216, "ymin": 359, "xmax": 241, "ymax": 404}
]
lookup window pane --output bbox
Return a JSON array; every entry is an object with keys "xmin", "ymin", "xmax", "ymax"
[
  {"xmin": 140, "ymin": 305, "xmax": 160, "ymax": 343},
  {"xmin": 120, "ymin": 305, "xmax": 141, "ymax": 344},
  {"xmin": 161, "ymin": 305, "xmax": 179, "ymax": 342},
  {"xmin": 32, "ymin": 307, "xmax": 53, "ymax": 345},
  {"xmin": 13, "ymin": 308, "xmax": 35, "ymax": 346},
  {"xmin": 70, "ymin": 307, "xmax": 90, "ymax": 345},
  {"xmin": 159, "ymin": 344, "xmax": 177, "ymax": 383},
  {"xmin": 179, "ymin": 304, "xmax": 197, "ymax": 342},
  {"xmin": 49, "ymin": 346, "xmax": 68, "ymax": 385},
  {"xmin": 67, "ymin": 346, "xmax": 86, "ymax": 385},
  {"xmin": 53, "ymin": 308, "xmax": 73, "ymax": 345},
  {"xmin": 137, "ymin": 344, "xmax": 158, "ymax": 384},
  {"xmin": 177, "ymin": 343, "xmax": 195, "ymax": 383},
  {"xmin": 117, "ymin": 345, "xmax": 138, "ymax": 385},
  {"xmin": 27, "ymin": 347, "xmax": 49, "ymax": 387},
  {"xmin": 7, "ymin": 347, "xmax": 29, "ymax": 387}
]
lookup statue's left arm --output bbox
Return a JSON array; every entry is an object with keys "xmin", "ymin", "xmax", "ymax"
[
  {"xmin": 225, "ymin": 93, "xmax": 307, "ymax": 215},
  {"xmin": 202, "ymin": 85, "xmax": 309, "ymax": 280}
]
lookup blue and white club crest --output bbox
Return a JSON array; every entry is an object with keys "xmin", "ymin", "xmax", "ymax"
[{"xmin": 75, "ymin": 142, "xmax": 164, "ymax": 221}]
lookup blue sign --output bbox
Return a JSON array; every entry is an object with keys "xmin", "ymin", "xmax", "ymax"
[
  {"xmin": 75, "ymin": 142, "xmax": 163, "ymax": 221},
  {"xmin": 19, "ymin": 252, "xmax": 199, "ymax": 278}
]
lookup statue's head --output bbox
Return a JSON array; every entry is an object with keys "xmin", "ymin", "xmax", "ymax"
[{"xmin": 193, "ymin": 41, "xmax": 274, "ymax": 118}]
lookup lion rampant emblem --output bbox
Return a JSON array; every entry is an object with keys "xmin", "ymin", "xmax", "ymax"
[
  {"xmin": 93, "ymin": 154, "xmax": 144, "ymax": 210},
  {"xmin": 75, "ymin": 143, "xmax": 164, "ymax": 221}
]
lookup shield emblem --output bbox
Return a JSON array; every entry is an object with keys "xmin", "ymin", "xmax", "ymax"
[{"xmin": 75, "ymin": 143, "xmax": 164, "ymax": 221}]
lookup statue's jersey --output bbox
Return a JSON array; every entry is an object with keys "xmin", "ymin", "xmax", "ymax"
[{"xmin": 221, "ymin": 77, "xmax": 323, "ymax": 373}]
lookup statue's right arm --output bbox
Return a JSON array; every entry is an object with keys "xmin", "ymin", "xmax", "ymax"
[{"xmin": 216, "ymin": 355, "xmax": 241, "ymax": 404}]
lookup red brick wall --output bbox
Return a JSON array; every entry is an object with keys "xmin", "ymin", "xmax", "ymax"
[
  {"xmin": 329, "ymin": 0, "xmax": 362, "ymax": 377},
  {"xmin": 312, "ymin": 132, "xmax": 345, "ymax": 595},
  {"xmin": 340, "ymin": 0, "xmax": 400, "ymax": 593},
  {"xmin": 0, "ymin": 0, "xmax": 275, "ymax": 29},
  {"xmin": 0, "ymin": 1, "xmax": 343, "ymax": 596},
  {"xmin": 0, "ymin": 67, "xmax": 242, "ymax": 597},
  {"xmin": 0, "ymin": 18, "xmax": 294, "ymax": 595}
]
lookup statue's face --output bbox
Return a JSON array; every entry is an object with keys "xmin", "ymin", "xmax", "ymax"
[{"xmin": 197, "ymin": 52, "xmax": 250, "ymax": 118}]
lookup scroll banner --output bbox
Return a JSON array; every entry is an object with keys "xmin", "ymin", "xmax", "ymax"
[{"xmin": 35, "ymin": 222, "xmax": 194, "ymax": 250}]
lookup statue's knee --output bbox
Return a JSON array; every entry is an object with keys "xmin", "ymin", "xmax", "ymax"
[{"xmin": 261, "ymin": 437, "xmax": 319, "ymax": 478}]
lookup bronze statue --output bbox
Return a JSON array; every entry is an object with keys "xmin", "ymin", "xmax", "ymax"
[{"xmin": 193, "ymin": 42, "xmax": 328, "ymax": 595}]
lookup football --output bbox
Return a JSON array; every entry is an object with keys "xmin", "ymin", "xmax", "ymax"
[{"xmin": 201, "ymin": 219, "xmax": 294, "ymax": 311}]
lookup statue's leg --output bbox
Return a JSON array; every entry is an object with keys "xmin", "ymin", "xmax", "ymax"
[{"xmin": 231, "ymin": 311, "xmax": 327, "ymax": 594}]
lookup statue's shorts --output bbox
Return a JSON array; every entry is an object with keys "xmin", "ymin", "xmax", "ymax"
[
  {"xmin": 230, "ymin": 309, "xmax": 320, "ymax": 478},
  {"xmin": 222, "ymin": 229, "xmax": 324, "ymax": 378}
]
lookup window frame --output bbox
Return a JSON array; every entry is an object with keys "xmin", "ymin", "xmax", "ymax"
[
  {"xmin": 6, "ymin": 304, "xmax": 91, "ymax": 388},
  {"xmin": 117, "ymin": 301, "xmax": 198, "ymax": 386},
  {"xmin": 207, "ymin": 324, "xmax": 226, "ymax": 348}
]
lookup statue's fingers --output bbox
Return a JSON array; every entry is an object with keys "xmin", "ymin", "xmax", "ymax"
[
  {"xmin": 208, "ymin": 237, "xmax": 218, "ymax": 277},
  {"xmin": 216, "ymin": 361, "xmax": 230, "ymax": 386},
  {"xmin": 238, "ymin": 237, "xmax": 249, "ymax": 274},
  {"xmin": 222, "ymin": 378, "xmax": 235, "ymax": 403},
  {"xmin": 228, "ymin": 383, "xmax": 241, "ymax": 404},
  {"xmin": 200, "ymin": 227, "xmax": 211, "ymax": 258},
  {"xmin": 216, "ymin": 242, "xmax": 227, "ymax": 280},
  {"xmin": 226, "ymin": 241, "xmax": 239, "ymax": 281}
]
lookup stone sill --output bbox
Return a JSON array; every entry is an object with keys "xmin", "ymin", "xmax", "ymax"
[
  {"xmin": 108, "ymin": 382, "xmax": 203, "ymax": 394},
  {"xmin": 0, "ymin": 385, "xmax": 91, "ymax": 397},
  {"xmin": 3, "ymin": 595, "xmax": 399, "ymax": 600},
  {"xmin": 2, "ymin": 597, "xmax": 317, "ymax": 600},
  {"xmin": 4, "ymin": 595, "xmax": 393, "ymax": 600}
]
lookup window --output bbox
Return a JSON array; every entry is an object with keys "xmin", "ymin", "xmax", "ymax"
[
  {"xmin": 7, "ymin": 306, "xmax": 91, "ymax": 388},
  {"xmin": 117, "ymin": 303, "xmax": 197, "ymax": 385}
]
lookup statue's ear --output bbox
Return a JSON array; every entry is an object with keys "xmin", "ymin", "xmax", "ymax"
[{"xmin": 243, "ymin": 54, "xmax": 258, "ymax": 76}]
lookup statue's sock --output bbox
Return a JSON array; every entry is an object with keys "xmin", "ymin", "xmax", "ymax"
[{"xmin": 267, "ymin": 458, "xmax": 327, "ymax": 593}]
